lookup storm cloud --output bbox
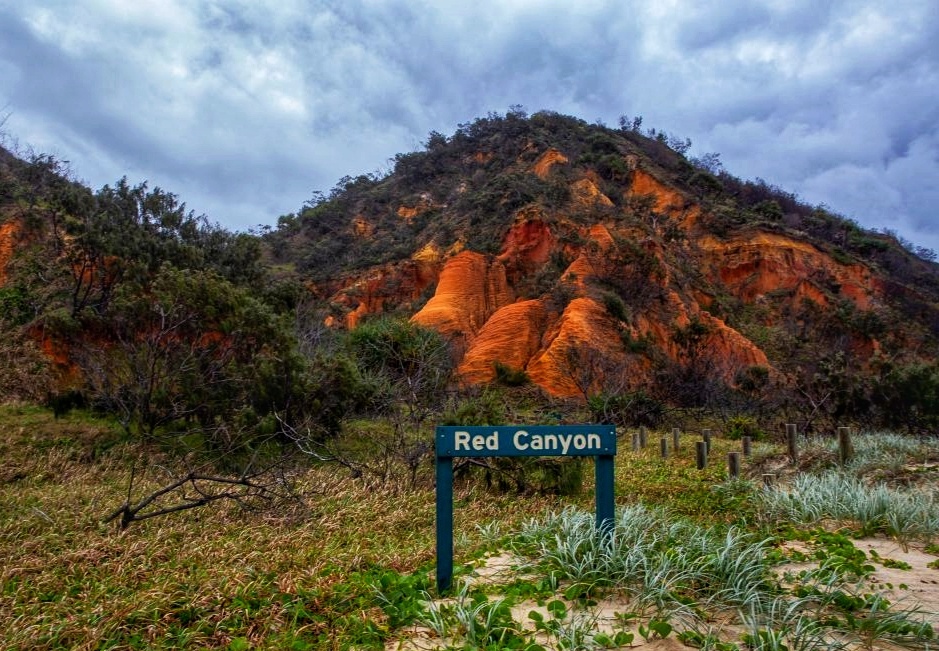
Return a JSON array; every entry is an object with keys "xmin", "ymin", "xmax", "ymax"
[{"xmin": 1, "ymin": 0, "xmax": 936, "ymax": 252}]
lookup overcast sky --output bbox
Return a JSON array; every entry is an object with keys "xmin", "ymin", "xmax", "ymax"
[{"xmin": 1, "ymin": 0, "xmax": 937, "ymax": 253}]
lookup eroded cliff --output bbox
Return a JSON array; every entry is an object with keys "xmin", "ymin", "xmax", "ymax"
[{"xmin": 0, "ymin": 219, "xmax": 19, "ymax": 286}]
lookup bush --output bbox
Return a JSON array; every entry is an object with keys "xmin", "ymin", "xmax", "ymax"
[
  {"xmin": 588, "ymin": 391, "xmax": 664, "ymax": 428},
  {"xmin": 725, "ymin": 415, "xmax": 764, "ymax": 441},
  {"xmin": 600, "ymin": 290, "xmax": 629, "ymax": 322},
  {"xmin": 872, "ymin": 362, "xmax": 939, "ymax": 433},
  {"xmin": 493, "ymin": 361, "xmax": 529, "ymax": 387},
  {"xmin": 347, "ymin": 317, "xmax": 452, "ymax": 402},
  {"xmin": 440, "ymin": 388, "xmax": 507, "ymax": 426},
  {"xmin": 479, "ymin": 457, "xmax": 585, "ymax": 496}
]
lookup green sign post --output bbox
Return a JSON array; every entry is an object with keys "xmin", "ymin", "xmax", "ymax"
[{"xmin": 435, "ymin": 425, "xmax": 617, "ymax": 592}]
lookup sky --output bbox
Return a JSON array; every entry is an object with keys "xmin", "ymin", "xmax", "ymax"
[{"xmin": 0, "ymin": 0, "xmax": 937, "ymax": 254}]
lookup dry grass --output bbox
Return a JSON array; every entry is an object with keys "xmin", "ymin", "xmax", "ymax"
[
  {"xmin": 9, "ymin": 411, "xmax": 930, "ymax": 650},
  {"xmin": 0, "ymin": 405, "xmax": 558, "ymax": 649}
]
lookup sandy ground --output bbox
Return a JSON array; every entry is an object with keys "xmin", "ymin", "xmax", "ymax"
[
  {"xmin": 809, "ymin": 538, "xmax": 939, "ymax": 623},
  {"xmin": 386, "ymin": 539, "xmax": 939, "ymax": 651}
]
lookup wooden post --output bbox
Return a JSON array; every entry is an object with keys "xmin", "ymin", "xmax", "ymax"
[
  {"xmin": 786, "ymin": 423, "xmax": 798, "ymax": 465},
  {"xmin": 639, "ymin": 426, "xmax": 648, "ymax": 449},
  {"xmin": 742, "ymin": 436, "xmax": 752, "ymax": 456},
  {"xmin": 672, "ymin": 427, "xmax": 680, "ymax": 452},
  {"xmin": 632, "ymin": 432, "xmax": 640, "ymax": 452},
  {"xmin": 660, "ymin": 437, "xmax": 668, "ymax": 459},
  {"xmin": 762, "ymin": 473, "xmax": 775, "ymax": 488},
  {"xmin": 838, "ymin": 427, "xmax": 854, "ymax": 465},
  {"xmin": 728, "ymin": 452, "xmax": 740, "ymax": 479},
  {"xmin": 696, "ymin": 441, "xmax": 707, "ymax": 470},
  {"xmin": 702, "ymin": 429, "xmax": 712, "ymax": 456}
]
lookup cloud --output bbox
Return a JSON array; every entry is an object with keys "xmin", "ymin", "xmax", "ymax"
[{"xmin": 0, "ymin": 0, "xmax": 936, "ymax": 254}]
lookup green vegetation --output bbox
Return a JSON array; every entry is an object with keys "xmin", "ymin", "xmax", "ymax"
[
  {"xmin": 3, "ymin": 409, "xmax": 939, "ymax": 649},
  {"xmin": 0, "ymin": 405, "xmax": 555, "ymax": 649},
  {"xmin": 411, "ymin": 431, "xmax": 939, "ymax": 650},
  {"xmin": 4, "ymin": 108, "xmax": 939, "ymax": 440},
  {"xmin": 3, "ymin": 110, "xmax": 939, "ymax": 648},
  {"xmin": 725, "ymin": 415, "xmax": 765, "ymax": 441},
  {"xmin": 494, "ymin": 361, "xmax": 531, "ymax": 387}
]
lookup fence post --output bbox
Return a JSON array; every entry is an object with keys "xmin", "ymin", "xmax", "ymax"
[
  {"xmin": 728, "ymin": 452, "xmax": 740, "ymax": 479},
  {"xmin": 639, "ymin": 426, "xmax": 648, "ymax": 449},
  {"xmin": 838, "ymin": 427, "xmax": 854, "ymax": 465},
  {"xmin": 762, "ymin": 473, "xmax": 775, "ymax": 488},
  {"xmin": 632, "ymin": 432, "xmax": 640, "ymax": 452},
  {"xmin": 660, "ymin": 437, "xmax": 668, "ymax": 459},
  {"xmin": 696, "ymin": 441, "xmax": 707, "ymax": 470},
  {"xmin": 702, "ymin": 429, "xmax": 712, "ymax": 456},
  {"xmin": 786, "ymin": 423, "xmax": 799, "ymax": 465},
  {"xmin": 742, "ymin": 436, "xmax": 752, "ymax": 456},
  {"xmin": 672, "ymin": 427, "xmax": 680, "ymax": 452}
]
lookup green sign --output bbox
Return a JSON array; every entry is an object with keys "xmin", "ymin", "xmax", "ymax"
[{"xmin": 435, "ymin": 425, "xmax": 617, "ymax": 591}]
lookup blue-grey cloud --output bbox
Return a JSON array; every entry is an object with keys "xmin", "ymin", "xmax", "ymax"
[{"xmin": 0, "ymin": 0, "xmax": 936, "ymax": 254}]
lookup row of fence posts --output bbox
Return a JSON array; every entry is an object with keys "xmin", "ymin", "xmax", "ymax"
[{"xmin": 627, "ymin": 424, "xmax": 856, "ymax": 483}]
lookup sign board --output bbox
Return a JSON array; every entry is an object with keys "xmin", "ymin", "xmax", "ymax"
[{"xmin": 435, "ymin": 425, "xmax": 616, "ymax": 591}]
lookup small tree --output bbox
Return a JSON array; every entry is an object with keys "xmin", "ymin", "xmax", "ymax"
[
  {"xmin": 286, "ymin": 318, "xmax": 454, "ymax": 490},
  {"xmin": 81, "ymin": 265, "xmax": 287, "ymax": 443}
]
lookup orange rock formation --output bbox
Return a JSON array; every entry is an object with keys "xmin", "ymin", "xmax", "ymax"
[
  {"xmin": 320, "ymin": 167, "xmax": 896, "ymax": 400},
  {"xmin": 0, "ymin": 219, "xmax": 20, "ymax": 286},
  {"xmin": 335, "ymin": 260, "xmax": 439, "ymax": 329},
  {"xmin": 628, "ymin": 169, "xmax": 700, "ymax": 227},
  {"xmin": 411, "ymin": 251, "xmax": 513, "ymax": 352},
  {"xmin": 497, "ymin": 214, "xmax": 555, "ymax": 279},
  {"xmin": 458, "ymin": 299, "xmax": 548, "ymax": 384},
  {"xmin": 571, "ymin": 178, "xmax": 613, "ymax": 207},
  {"xmin": 700, "ymin": 232, "xmax": 882, "ymax": 310},
  {"xmin": 697, "ymin": 312, "xmax": 771, "ymax": 379},
  {"xmin": 396, "ymin": 206, "xmax": 421, "ymax": 222},
  {"xmin": 562, "ymin": 224, "xmax": 615, "ymax": 287},
  {"xmin": 526, "ymin": 298, "xmax": 625, "ymax": 398},
  {"xmin": 532, "ymin": 149, "xmax": 569, "ymax": 178},
  {"xmin": 396, "ymin": 193, "xmax": 435, "ymax": 222},
  {"xmin": 352, "ymin": 215, "xmax": 374, "ymax": 238}
]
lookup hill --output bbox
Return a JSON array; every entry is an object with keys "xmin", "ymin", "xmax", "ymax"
[
  {"xmin": 1, "ymin": 111, "xmax": 938, "ymax": 433},
  {"xmin": 264, "ymin": 110, "xmax": 939, "ymax": 429}
]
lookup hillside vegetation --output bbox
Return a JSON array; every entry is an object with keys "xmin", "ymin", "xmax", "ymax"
[{"xmin": 3, "ymin": 109, "xmax": 938, "ymax": 440}]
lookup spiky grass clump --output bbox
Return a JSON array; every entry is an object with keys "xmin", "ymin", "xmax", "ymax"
[
  {"xmin": 515, "ymin": 505, "xmax": 774, "ymax": 617},
  {"xmin": 799, "ymin": 431, "xmax": 939, "ymax": 478},
  {"xmin": 757, "ymin": 471, "xmax": 939, "ymax": 540},
  {"xmin": 502, "ymin": 506, "xmax": 934, "ymax": 651}
]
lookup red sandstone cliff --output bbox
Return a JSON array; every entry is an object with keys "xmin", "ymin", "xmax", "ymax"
[
  {"xmin": 411, "ymin": 250, "xmax": 514, "ymax": 354},
  {"xmin": 0, "ymin": 219, "xmax": 20, "ymax": 286}
]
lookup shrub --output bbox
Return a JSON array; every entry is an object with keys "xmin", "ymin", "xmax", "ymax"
[
  {"xmin": 588, "ymin": 391, "xmax": 664, "ymax": 428},
  {"xmin": 725, "ymin": 415, "xmax": 765, "ymax": 441},
  {"xmin": 735, "ymin": 366, "xmax": 770, "ymax": 393},
  {"xmin": 493, "ymin": 361, "xmax": 530, "ymax": 387},
  {"xmin": 600, "ymin": 290, "xmax": 629, "ymax": 322},
  {"xmin": 440, "ymin": 388, "xmax": 507, "ymax": 426}
]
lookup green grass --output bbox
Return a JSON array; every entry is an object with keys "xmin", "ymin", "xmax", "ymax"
[
  {"xmin": 3, "ymin": 412, "xmax": 938, "ymax": 650},
  {"xmin": 797, "ymin": 431, "xmax": 939, "ymax": 479}
]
